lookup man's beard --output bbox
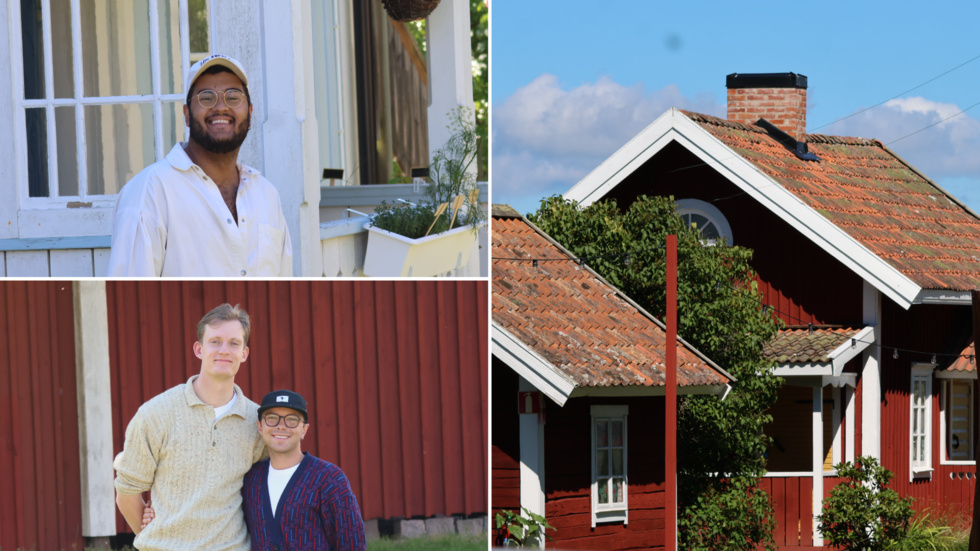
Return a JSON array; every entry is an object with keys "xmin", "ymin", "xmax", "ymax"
[{"xmin": 189, "ymin": 112, "xmax": 250, "ymax": 154}]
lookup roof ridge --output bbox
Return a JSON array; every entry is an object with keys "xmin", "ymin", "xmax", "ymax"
[{"xmin": 679, "ymin": 109, "xmax": 882, "ymax": 146}]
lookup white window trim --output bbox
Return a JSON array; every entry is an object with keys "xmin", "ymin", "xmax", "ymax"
[
  {"xmin": 590, "ymin": 404, "xmax": 628, "ymax": 527},
  {"xmin": 675, "ymin": 198, "xmax": 734, "ymax": 246},
  {"xmin": 910, "ymin": 364, "xmax": 934, "ymax": 480},
  {"xmin": 938, "ymin": 376, "xmax": 975, "ymax": 465},
  {"xmin": 9, "ymin": 0, "xmax": 195, "ymax": 236}
]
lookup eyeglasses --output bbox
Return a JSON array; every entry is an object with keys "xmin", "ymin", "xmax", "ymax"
[
  {"xmin": 262, "ymin": 413, "xmax": 303, "ymax": 428},
  {"xmin": 195, "ymin": 89, "xmax": 246, "ymax": 109}
]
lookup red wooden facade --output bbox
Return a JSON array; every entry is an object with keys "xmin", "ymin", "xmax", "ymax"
[
  {"xmin": 107, "ymin": 280, "xmax": 488, "ymax": 532},
  {"xmin": 0, "ymin": 282, "xmax": 84, "ymax": 551},
  {"xmin": 0, "ymin": 280, "xmax": 487, "ymax": 549}
]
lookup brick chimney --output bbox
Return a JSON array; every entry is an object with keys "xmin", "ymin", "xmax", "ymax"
[{"xmin": 726, "ymin": 73, "xmax": 808, "ymax": 142}]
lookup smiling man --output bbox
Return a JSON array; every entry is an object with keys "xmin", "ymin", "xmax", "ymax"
[
  {"xmin": 114, "ymin": 303, "xmax": 266, "ymax": 551},
  {"xmin": 107, "ymin": 54, "xmax": 292, "ymax": 277},
  {"xmin": 242, "ymin": 390, "xmax": 366, "ymax": 551}
]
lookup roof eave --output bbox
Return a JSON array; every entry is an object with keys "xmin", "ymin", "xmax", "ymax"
[
  {"xmin": 564, "ymin": 108, "xmax": 923, "ymax": 310},
  {"xmin": 492, "ymin": 322, "xmax": 576, "ymax": 406}
]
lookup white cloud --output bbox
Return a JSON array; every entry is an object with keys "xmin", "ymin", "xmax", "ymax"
[
  {"xmin": 492, "ymin": 74, "xmax": 723, "ymax": 208},
  {"xmin": 823, "ymin": 96, "xmax": 980, "ymax": 178}
]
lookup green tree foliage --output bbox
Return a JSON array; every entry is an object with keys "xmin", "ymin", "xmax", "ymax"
[
  {"xmin": 817, "ymin": 456, "xmax": 914, "ymax": 550},
  {"xmin": 529, "ymin": 195, "xmax": 783, "ymax": 550}
]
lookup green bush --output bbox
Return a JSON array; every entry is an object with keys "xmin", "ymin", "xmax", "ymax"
[{"xmin": 817, "ymin": 456, "xmax": 914, "ymax": 550}]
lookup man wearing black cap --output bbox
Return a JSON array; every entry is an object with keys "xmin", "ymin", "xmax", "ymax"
[{"xmin": 242, "ymin": 389, "xmax": 367, "ymax": 550}]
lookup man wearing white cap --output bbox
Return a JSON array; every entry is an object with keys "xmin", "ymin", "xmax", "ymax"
[{"xmin": 107, "ymin": 54, "xmax": 293, "ymax": 277}]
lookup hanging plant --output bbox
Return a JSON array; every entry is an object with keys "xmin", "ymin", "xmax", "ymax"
[{"xmin": 380, "ymin": 0, "xmax": 442, "ymax": 22}]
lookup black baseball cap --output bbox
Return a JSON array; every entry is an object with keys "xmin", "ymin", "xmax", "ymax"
[{"xmin": 258, "ymin": 389, "xmax": 308, "ymax": 421}]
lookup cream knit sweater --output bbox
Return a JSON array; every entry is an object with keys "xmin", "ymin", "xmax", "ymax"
[{"xmin": 115, "ymin": 376, "xmax": 266, "ymax": 551}]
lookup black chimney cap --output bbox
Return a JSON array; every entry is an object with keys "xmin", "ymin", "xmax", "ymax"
[{"xmin": 727, "ymin": 73, "xmax": 807, "ymax": 89}]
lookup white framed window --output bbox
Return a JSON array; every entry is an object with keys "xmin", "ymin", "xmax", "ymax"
[
  {"xmin": 910, "ymin": 365, "xmax": 933, "ymax": 479},
  {"xmin": 939, "ymin": 376, "xmax": 975, "ymax": 464},
  {"xmin": 590, "ymin": 404, "xmax": 628, "ymax": 527},
  {"xmin": 675, "ymin": 198, "xmax": 733, "ymax": 246},
  {"xmin": 12, "ymin": 0, "xmax": 208, "ymax": 217}
]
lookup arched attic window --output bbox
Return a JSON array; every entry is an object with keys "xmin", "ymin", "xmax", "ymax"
[{"xmin": 675, "ymin": 199, "xmax": 733, "ymax": 246}]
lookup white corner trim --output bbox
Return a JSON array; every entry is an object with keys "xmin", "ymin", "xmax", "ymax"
[
  {"xmin": 828, "ymin": 326, "xmax": 876, "ymax": 377},
  {"xmin": 492, "ymin": 323, "xmax": 576, "ymax": 406},
  {"xmin": 564, "ymin": 108, "xmax": 922, "ymax": 309}
]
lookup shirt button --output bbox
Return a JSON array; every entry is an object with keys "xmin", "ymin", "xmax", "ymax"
[
  {"xmin": 240, "ymin": 270, "xmax": 246, "ymax": 276},
  {"xmin": 226, "ymin": 218, "xmax": 233, "ymax": 224}
]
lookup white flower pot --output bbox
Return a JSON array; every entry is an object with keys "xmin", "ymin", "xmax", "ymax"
[{"xmin": 362, "ymin": 222, "xmax": 483, "ymax": 276}]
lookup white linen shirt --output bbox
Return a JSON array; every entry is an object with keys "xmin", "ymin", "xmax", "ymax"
[{"xmin": 107, "ymin": 142, "xmax": 293, "ymax": 277}]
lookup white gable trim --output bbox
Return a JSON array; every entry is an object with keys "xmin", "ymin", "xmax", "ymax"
[
  {"xmin": 492, "ymin": 322, "xmax": 576, "ymax": 406},
  {"xmin": 564, "ymin": 108, "xmax": 922, "ymax": 309}
]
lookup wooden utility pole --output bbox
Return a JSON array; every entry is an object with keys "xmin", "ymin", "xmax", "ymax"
[
  {"xmin": 666, "ymin": 235, "xmax": 678, "ymax": 550},
  {"xmin": 970, "ymin": 290, "xmax": 980, "ymax": 551}
]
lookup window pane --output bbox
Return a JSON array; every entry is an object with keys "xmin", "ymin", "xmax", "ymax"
[
  {"xmin": 82, "ymin": 1, "xmax": 152, "ymax": 97},
  {"xmin": 912, "ymin": 435, "xmax": 919, "ymax": 461},
  {"xmin": 700, "ymin": 222, "xmax": 720, "ymax": 241},
  {"xmin": 85, "ymin": 103, "xmax": 153, "ymax": 195},
  {"xmin": 158, "ymin": 0, "xmax": 182, "ymax": 95},
  {"xmin": 612, "ymin": 478, "xmax": 623, "ymax": 503},
  {"xmin": 26, "ymin": 107, "xmax": 49, "ymax": 196},
  {"xmin": 597, "ymin": 449, "xmax": 608, "ymax": 477},
  {"xmin": 51, "ymin": 0, "xmax": 74, "ymax": 98},
  {"xmin": 597, "ymin": 420, "xmax": 608, "ymax": 448},
  {"xmin": 162, "ymin": 101, "xmax": 186, "ymax": 150},
  {"xmin": 21, "ymin": 0, "xmax": 45, "ymax": 100},
  {"xmin": 913, "ymin": 406, "xmax": 918, "ymax": 432},
  {"xmin": 189, "ymin": 0, "xmax": 211, "ymax": 56},
  {"xmin": 612, "ymin": 420, "xmax": 623, "ymax": 447},
  {"xmin": 55, "ymin": 106, "xmax": 78, "ymax": 196},
  {"xmin": 612, "ymin": 449, "xmax": 623, "ymax": 476},
  {"xmin": 597, "ymin": 479, "xmax": 608, "ymax": 504}
]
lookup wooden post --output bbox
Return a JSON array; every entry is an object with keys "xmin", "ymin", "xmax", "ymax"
[
  {"xmin": 969, "ymin": 290, "xmax": 980, "ymax": 551},
  {"xmin": 666, "ymin": 235, "xmax": 677, "ymax": 550}
]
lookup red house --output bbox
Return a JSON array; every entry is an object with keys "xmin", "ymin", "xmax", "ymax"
[
  {"xmin": 491, "ymin": 206, "xmax": 734, "ymax": 549},
  {"xmin": 564, "ymin": 72, "xmax": 980, "ymax": 547}
]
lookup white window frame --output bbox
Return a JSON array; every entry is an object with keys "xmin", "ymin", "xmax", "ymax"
[
  {"xmin": 590, "ymin": 404, "xmax": 628, "ymax": 527},
  {"xmin": 938, "ymin": 373, "xmax": 975, "ymax": 465},
  {"xmin": 910, "ymin": 364, "xmax": 934, "ymax": 480},
  {"xmin": 675, "ymin": 198, "xmax": 733, "ymax": 246},
  {"xmin": 8, "ymin": 0, "xmax": 198, "ymax": 237}
]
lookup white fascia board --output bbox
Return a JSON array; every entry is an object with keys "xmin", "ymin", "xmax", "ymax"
[
  {"xmin": 772, "ymin": 364, "xmax": 834, "ymax": 377},
  {"xmin": 564, "ymin": 108, "xmax": 922, "ymax": 309},
  {"xmin": 935, "ymin": 370, "xmax": 977, "ymax": 380},
  {"xmin": 914, "ymin": 290, "xmax": 973, "ymax": 305},
  {"xmin": 492, "ymin": 323, "xmax": 576, "ymax": 406},
  {"xmin": 828, "ymin": 326, "xmax": 877, "ymax": 377},
  {"xmin": 568, "ymin": 382, "xmax": 731, "ymax": 399}
]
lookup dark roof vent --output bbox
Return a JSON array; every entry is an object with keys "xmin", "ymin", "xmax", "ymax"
[
  {"xmin": 726, "ymin": 72, "xmax": 807, "ymax": 89},
  {"xmin": 756, "ymin": 118, "xmax": 820, "ymax": 162}
]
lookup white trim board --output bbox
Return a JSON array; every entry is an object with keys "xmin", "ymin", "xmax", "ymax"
[{"xmin": 564, "ymin": 108, "xmax": 923, "ymax": 309}]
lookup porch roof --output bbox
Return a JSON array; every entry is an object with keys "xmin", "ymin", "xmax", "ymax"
[
  {"xmin": 764, "ymin": 325, "xmax": 875, "ymax": 378},
  {"xmin": 491, "ymin": 205, "xmax": 733, "ymax": 405}
]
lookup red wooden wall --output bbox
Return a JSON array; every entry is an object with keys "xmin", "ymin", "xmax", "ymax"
[
  {"xmin": 0, "ymin": 282, "xmax": 84, "ymax": 551},
  {"xmin": 107, "ymin": 280, "xmax": 488, "ymax": 532}
]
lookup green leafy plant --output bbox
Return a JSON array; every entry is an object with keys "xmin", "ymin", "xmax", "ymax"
[
  {"xmin": 371, "ymin": 106, "xmax": 485, "ymax": 239},
  {"xmin": 817, "ymin": 456, "xmax": 914, "ymax": 550},
  {"xmin": 529, "ymin": 195, "xmax": 783, "ymax": 550},
  {"xmin": 494, "ymin": 507, "xmax": 555, "ymax": 548}
]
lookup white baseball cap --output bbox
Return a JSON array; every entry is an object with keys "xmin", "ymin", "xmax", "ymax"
[{"xmin": 184, "ymin": 54, "xmax": 249, "ymax": 99}]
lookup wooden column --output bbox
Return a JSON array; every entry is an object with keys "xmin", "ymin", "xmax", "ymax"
[{"xmin": 666, "ymin": 235, "xmax": 677, "ymax": 550}]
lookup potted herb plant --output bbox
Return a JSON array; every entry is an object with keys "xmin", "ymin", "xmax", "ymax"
[{"xmin": 363, "ymin": 106, "xmax": 486, "ymax": 276}]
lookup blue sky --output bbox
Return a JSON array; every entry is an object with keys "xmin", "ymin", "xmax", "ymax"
[{"xmin": 491, "ymin": 0, "xmax": 980, "ymax": 216}]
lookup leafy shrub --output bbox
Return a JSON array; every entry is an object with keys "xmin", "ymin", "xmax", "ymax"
[
  {"xmin": 817, "ymin": 456, "xmax": 914, "ymax": 550},
  {"xmin": 494, "ymin": 507, "xmax": 555, "ymax": 548}
]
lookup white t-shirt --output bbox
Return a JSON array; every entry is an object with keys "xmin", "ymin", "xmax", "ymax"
[
  {"xmin": 213, "ymin": 390, "xmax": 238, "ymax": 420},
  {"xmin": 107, "ymin": 142, "xmax": 293, "ymax": 277},
  {"xmin": 268, "ymin": 463, "xmax": 300, "ymax": 515}
]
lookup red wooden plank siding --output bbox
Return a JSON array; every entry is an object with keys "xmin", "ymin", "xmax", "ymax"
[
  {"xmin": 0, "ymin": 282, "xmax": 83, "ymax": 551},
  {"xmin": 107, "ymin": 281, "xmax": 488, "ymax": 532}
]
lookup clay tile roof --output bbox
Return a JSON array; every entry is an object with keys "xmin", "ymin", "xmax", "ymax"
[
  {"xmin": 492, "ymin": 207, "xmax": 733, "ymax": 389},
  {"xmin": 763, "ymin": 326, "xmax": 863, "ymax": 364},
  {"xmin": 682, "ymin": 110, "xmax": 980, "ymax": 292},
  {"xmin": 945, "ymin": 340, "xmax": 976, "ymax": 373}
]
